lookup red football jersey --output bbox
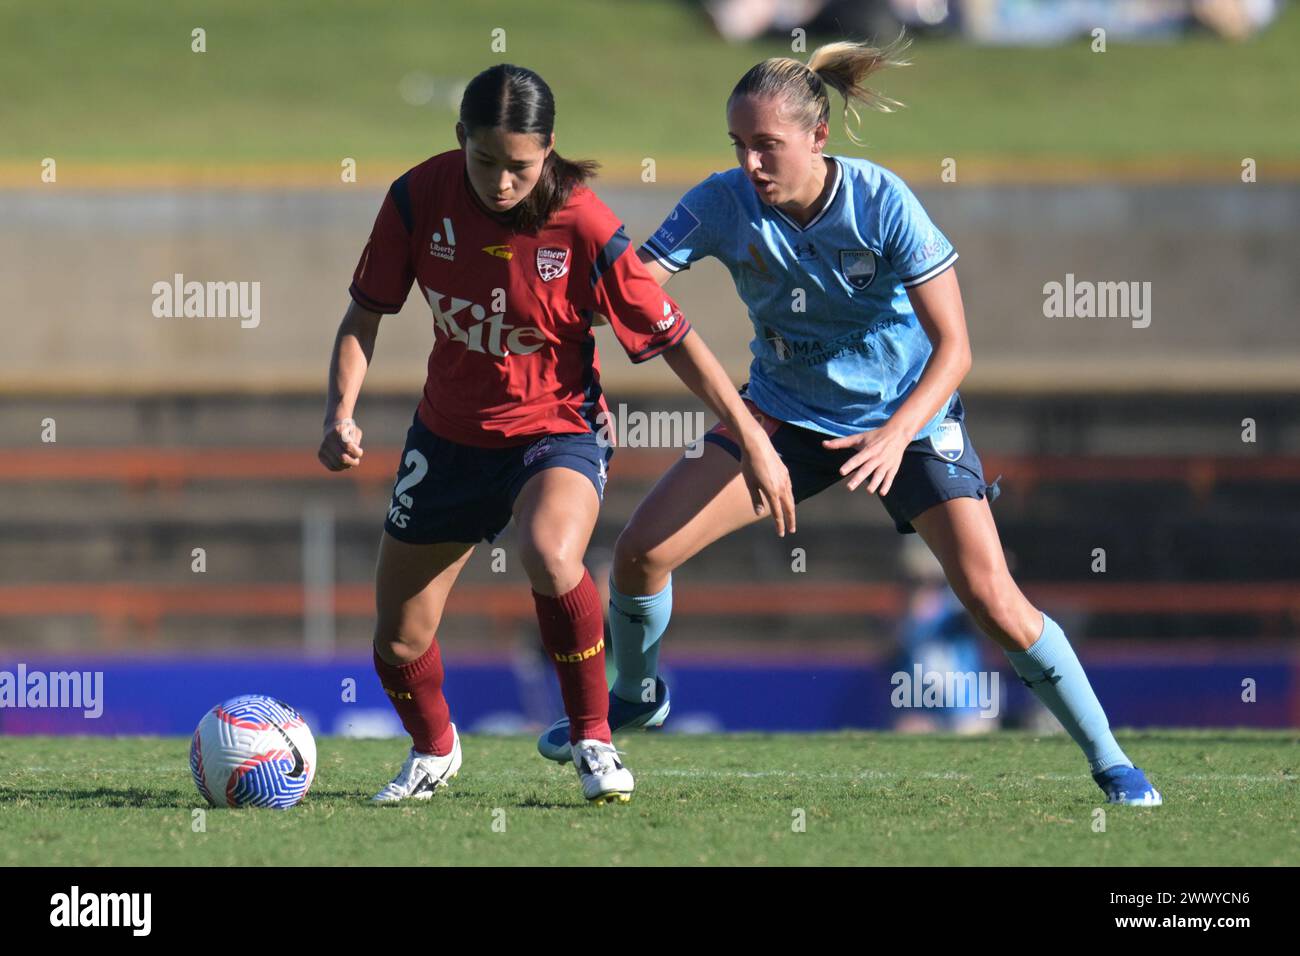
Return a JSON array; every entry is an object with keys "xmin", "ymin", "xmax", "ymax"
[{"xmin": 349, "ymin": 150, "xmax": 692, "ymax": 447}]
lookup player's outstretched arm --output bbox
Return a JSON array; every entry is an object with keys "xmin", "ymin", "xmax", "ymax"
[
  {"xmin": 319, "ymin": 299, "xmax": 381, "ymax": 471},
  {"xmin": 635, "ymin": 247, "xmax": 675, "ymax": 287},
  {"xmin": 586, "ymin": 220, "xmax": 790, "ymax": 529},
  {"xmin": 659, "ymin": 328, "xmax": 796, "ymax": 536}
]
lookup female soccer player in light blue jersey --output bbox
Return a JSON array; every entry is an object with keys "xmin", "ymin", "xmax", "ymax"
[{"xmin": 541, "ymin": 40, "xmax": 1160, "ymax": 806}]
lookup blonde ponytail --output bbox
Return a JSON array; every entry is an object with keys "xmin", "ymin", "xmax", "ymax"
[{"xmin": 729, "ymin": 35, "xmax": 911, "ymax": 147}]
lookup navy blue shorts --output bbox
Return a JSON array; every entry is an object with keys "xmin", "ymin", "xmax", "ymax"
[
  {"xmin": 383, "ymin": 413, "xmax": 614, "ymax": 545},
  {"xmin": 703, "ymin": 388, "xmax": 1000, "ymax": 534}
]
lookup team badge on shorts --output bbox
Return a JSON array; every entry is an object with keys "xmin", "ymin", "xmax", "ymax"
[
  {"xmin": 839, "ymin": 250, "xmax": 877, "ymax": 290},
  {"xmin": 536, "ymin": 247, "xmax": 570, "ymax": 282},
  {"xmin": 523, "ymin": 438, "xmax": 552, "ymax": 467},
  {"xmin": 929, "ymin": 421, "xmax": 965, "ymax": 461}
]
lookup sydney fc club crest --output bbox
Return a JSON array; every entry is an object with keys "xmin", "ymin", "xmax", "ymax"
[
  {"xmin": 536, "ymin": 246, "xmax": 570, "ymax": 282},
  {"xmin": 839, "ymin": 249, "xmax": 877, "ymax": 290},
  {"xmin": 929, "ymin": 421, "xmax": 965, "ymax": 462}
]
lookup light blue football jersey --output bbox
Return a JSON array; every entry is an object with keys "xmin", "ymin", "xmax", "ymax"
[{"xmin": 642, "ymin": 156, "xmax": 959, "ymax": 439}]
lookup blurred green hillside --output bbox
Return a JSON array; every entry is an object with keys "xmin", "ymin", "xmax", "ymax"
[{"xmin": 3, "ymin": 0, "xmax": 1298, "ymax": 179}]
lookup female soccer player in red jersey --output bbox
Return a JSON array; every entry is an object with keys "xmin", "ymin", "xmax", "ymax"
[
  {"xmin": 317, "ymin": 63, "xmax": 794, "ymax": 805},
  {"xmin": 539, "ymin": 41, "xmax": 1161, "ymax": 807}
]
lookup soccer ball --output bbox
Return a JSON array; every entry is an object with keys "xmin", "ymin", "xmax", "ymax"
[{"xmin": 189, "ymin": 695, "xmax": 317, "ymax": 809}]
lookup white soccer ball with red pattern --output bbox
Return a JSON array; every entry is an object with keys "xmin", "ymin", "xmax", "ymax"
[{"xmin": 189, "ymin": 695, "xmax": 317, "ymax": 809}]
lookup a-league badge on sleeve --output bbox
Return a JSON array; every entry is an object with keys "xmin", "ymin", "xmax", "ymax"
[{"xmin": 651, "ymin": 204, "xmax": 701, "ymax": 252}]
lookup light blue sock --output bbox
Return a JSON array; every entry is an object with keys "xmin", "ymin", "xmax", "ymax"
[
  {"xmin": 1005, "ymin": 613, "xmax": 1132, "ymax": 774},
  {"xmin": 608, "ymin": 576, "xmax": 671, "ymax": 703}
]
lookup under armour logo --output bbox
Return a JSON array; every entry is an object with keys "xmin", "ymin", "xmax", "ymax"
[
  {"xmin": 1020, "ymin": 666, "xmax": 1063, "ymax": 689},
  {"xmin": 613, "ymin": 605, "xmax": 646, "ymax": 625}
]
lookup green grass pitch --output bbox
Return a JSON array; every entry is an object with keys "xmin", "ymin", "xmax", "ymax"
[
  {"xmin": 3, "ymin": 0, "xmax": 1298, "ymax": 167},
  {"xmin": 1, "ymin": 731, "xmax": 1295, "ymax": 866}
]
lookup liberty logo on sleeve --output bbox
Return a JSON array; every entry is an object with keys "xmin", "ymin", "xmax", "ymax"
[
  {"xmin": 536, "ymin": 246, "xmax": 570, "ymax": 281},
  {"xmin": 929, "ymin": 421, "xmax": 965, "ymax": 461},
  {"xmin": 430, "ymin": 217, "xmax": 457, "ymax": 261},
  {"xmin": 653, "ymin": 299, "xmax": 680, "ymax": 332},
  {"xmin": 911, "ymin": 235, "xmax": 948, "ymax": 266},
  {"xmin": 651, "ymin": 204, "xmax": 701, "ymax": 252},
  {"xmin": 839, "ymin": 250, "xmax": 877, "ymax": 290}
]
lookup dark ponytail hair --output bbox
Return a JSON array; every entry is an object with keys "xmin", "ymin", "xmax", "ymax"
[{"xmin": 459, "ymin": 63, "xmax": 598, "ymax": 233}]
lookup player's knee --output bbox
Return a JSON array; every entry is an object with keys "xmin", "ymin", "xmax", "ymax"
[
  {"xmin": 518, "ymin": 539, "xmax": 583, "ymax": 594},
  {"xmin": 373, "ymin": 614, "xmax": 436, "ymax": 664},
  {"xmin": 612, "ymin": 528, "xmax": 648, "ymax": 571},
  {"xmin": 373, "ymin": 633, "xmax": 429, "ymax": 665},
  {"xmin": 613, "ymin": 525, "xmax": 674, "ymax": 583},
  {"xmin": 958, "ymin": 578, "xmax": 1023, "ymax": 642}
]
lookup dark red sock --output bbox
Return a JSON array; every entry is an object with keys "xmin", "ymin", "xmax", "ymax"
[
  {"xmin": 532, "ymin": 569, "xmax": 611, "ymax": 744},
  {"xmin": 372, "ymin": 642, "xmax": 455, "ymax": 755}
]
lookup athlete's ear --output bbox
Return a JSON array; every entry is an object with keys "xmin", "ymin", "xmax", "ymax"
[
  {"xmin": 545, "ymin": 131, "xmax": 555, "ymax": 156},
  {"xmin": 455, "ymin": 123, "xmax": 466, "ymax": 149},
  {"xmin": 811, "ymin": 119, "xmax": 829, "ymax": 154}
]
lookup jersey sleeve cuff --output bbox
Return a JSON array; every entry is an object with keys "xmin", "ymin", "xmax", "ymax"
[
  {"xmin": 626, "ymin": 319, "xmax": 692, "ymax": 364},
  {"xmin": 348, "ymin": 282, "xmax": 404, "ymax": 315},
  {"xmin": 899, "ymin": 251, "xmax": 958, "ymax": 289},
  {"xmin": 639, "ymin": 239, "xmax": 688, "ymax": 274}
]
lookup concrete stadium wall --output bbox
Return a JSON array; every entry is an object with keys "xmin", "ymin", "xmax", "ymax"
[{"xmin": 4, "ymin": 182, "xmax": 1297, "ymax": 395}]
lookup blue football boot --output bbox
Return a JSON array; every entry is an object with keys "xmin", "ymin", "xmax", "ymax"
[
  {"xmin": 537, "ymin": 677, "xmax": 671, "ymax": 764},
  {"xmin": 1093, "ymin": 764, "xmax": 1162, "ymax": 806}
]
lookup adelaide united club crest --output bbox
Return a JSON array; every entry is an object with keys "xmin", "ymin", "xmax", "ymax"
[{"xmin": 536, "ymin": 246, "xmax": 570, "ymax": 282}]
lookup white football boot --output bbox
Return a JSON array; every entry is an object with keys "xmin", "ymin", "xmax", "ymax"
[
  {"xmin": 573, "ymin": 739, "xmax": 634, "ymax": 805},
  {"xmin": 371, "ymin": 724, "xmax": 462, "ymax": 803}
]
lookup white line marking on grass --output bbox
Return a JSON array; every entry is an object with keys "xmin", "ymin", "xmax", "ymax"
[{"xmin": 642, "ymin": 769, "xmax": 1296, "ymax": 783}]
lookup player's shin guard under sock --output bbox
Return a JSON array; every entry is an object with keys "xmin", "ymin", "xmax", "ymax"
[
  {"xmin": 1004, "ymin": 613, "xmax": 1131, "ymax": 773},
  {"xmin": 608, "ymin": 575, "xmax": 671, "ymax": 703},
  {"xmin": 372, "ymin": 642, "xmax": 456, "ymax": 756},
  {"xmin": 533, "ymin": 569, "xmax": 610, "ymax": 744}
]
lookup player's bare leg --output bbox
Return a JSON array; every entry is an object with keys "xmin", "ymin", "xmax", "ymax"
[
  {"xmin": 911, "ymin": 496, "xmax": 1160, "ymax": 805},
  {"xmin": 908, "ymin": 496, "xmax": 1039, "ymax": 653},
  {"xmin": 613, "ymin": 439, "xmax": 772, "ymax": 597},
  {"xmin": 538, "ymin": 440, "xmax": 769, "ymax": 762},
  {"xmin": 512, "ymin": 466, "xmax": 601, "ymax": 597},
  {"xmin": 514, "ymin": 467, "xmax": 633, "ymax": 803},
  {"xmin": 371, "ymin": 534, "xmax": 474, "ymax": 803},
  {"xmin": 374, "ymin": 535, "xmax": 475, "ymax": 663}
]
